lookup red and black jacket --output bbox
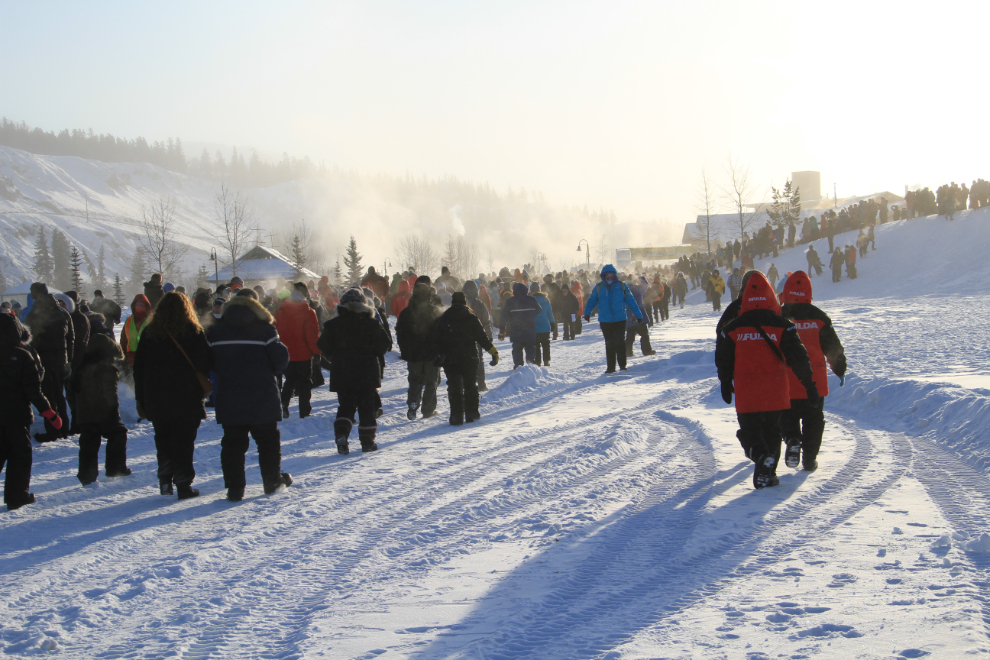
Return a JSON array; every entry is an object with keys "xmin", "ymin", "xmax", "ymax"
[
  {"xmin": 715, "ymin": 272, "xmax": 817, "ymax": 413},
  {"xmin": 778, "ymin": 271, "xmax": 847, "ymax": 400}
]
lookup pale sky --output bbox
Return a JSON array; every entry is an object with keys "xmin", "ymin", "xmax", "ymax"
[{"xmin": 3, "ymin": 0, "xmax": 988, "ymax": 226}]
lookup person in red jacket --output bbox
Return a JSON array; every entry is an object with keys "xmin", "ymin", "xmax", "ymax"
[
  {"xmin": 778, "ymin": 271, "xmax": 847, "ymax": 471},
  {"xmin": 390, "ymin": 279, "xmax": 412, "ymax": 318},
  {"xmin": 716, "ymin": 271, "xmax": 819, "ymax": 489},
  {"xmin": 274, "ymin": 283, "xmax": 322, "ymax": 419}
]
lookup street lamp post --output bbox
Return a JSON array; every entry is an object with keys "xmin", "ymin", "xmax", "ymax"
[
  {"xmin": 576, "ymin": 239, "xmax": 590, "ymax": 270},
  {"xmin": 383, "ymin": 258, "xmax": 392, "ymax": 277}
]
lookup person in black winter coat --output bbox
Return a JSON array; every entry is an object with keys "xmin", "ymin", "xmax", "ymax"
[
  {"xmin": 207, "ymin": 290, "xmax": 292, "ymax": 501},
  {"xmin": 559, "ymin": 285, "xmax": 580, "ymax": 340},
  {"xmin": 395, "ymin": 283, "xmax": 444, "ymax": 420},
  {"xmin": 542, "ymin": 274, "xmax": 562, "ymax": 339},
  {"xmin": 24, "ymin": 283, "xmax": 74, "ymax": 442},
  {"xmin": 0, "ymin": 314, "xmax": 61, "ymax": 509},
  {"xmin": 61, "ymin": 292, "xmax": 91, "ymax": 436},
  {"xmin": 134, "ymin": 292, "xmax": 213, "ymax": 500},
  {"xmin": 318, "ymin": 288, "xmax": 392, "ymax": 454},
  {"xmin": 497, "ymin": 282, "xmax": 540, "ymax": 367},
  {"xmin": 434, "ymin": 292, "xmax": 498, "ymax": 425},
  {"xmin": 461, "ymin": 280, "xmax": 494, "ymax": 391},
  {"xmin": 90, "ymin": 290, "xmax": 122, "ymax": 334},
  {"xmin": 144, "ymin": 273, "xmax": 165, "ymax": 310},
  {"xmin": 71, "ymin": 313, "xmax": 129, "ymax": 485}
]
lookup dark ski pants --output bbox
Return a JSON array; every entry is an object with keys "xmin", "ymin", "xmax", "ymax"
[
  {"xmin": 736, "ymin": 410, "xmax": 782, "ymax": 467},
  {"xmin": 406, "ymin": 361, "xmax": 440, "ymax": 415},
  {"xmin": 534, "ymin": 332, "xmax": 551, "ymax": 365},
  {"xmin": 281, "ymin": 360, "xmax": 313, "ymax": 416},
  {"xmin": 832, "ymin": 267, "xmax": 842, "ymax": 283},
  {"xmin": 562, "ymin": 317, "xmax": 578, "ymax": 340},
  {"xmin": 152, "ymin": 419, "xmax": 200, "ymax": 487},
  {"xmin": 651, "ymin": 301, "xmax": 662, "ymax": 323},
  {"xmin": 781, "ymin": 398, "xmax": 825, "ymax": 466},
  {"xmin": 600, "ymin": 321, "xmax": 628, "ymax": 371},
  {"xmin": 78, "ymin": 416, "xmax": 128, "ymax": 482},
  {"xmin": 476, "ymin": 345, "xmax": 488, "ymax": 390},
  {"xmin": 39, "ymin": 356, "xmax": 67, "ymax": 438},
  {"xmin": 444, "ymin": 360, "xmax": 480, "ymax": 424},
  {"xmin": 0, "ymin": 425, "xmax": 32, "ymax": 507},
  {"xmin": 659, "ymin": 299, "xmax": 669, "ymax": 321},
  {"xmin": 335, "ymin": 388, "xmax": 379, "ymax": 442},
  {"xmin": 510, "ymin": 342, "xmax": 537, "ymax": 367},
  {"xmin": 220, "ymin": 422, "xmax": 281, "ymax": 489},
  {"xmin": 625, "ymin": 323, "xmax": 653, "ymax": 356}
]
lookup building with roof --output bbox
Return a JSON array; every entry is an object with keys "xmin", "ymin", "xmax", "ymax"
[{"xmin": 207, "ymin": 245, "xmax": 319, "ymax": 285}]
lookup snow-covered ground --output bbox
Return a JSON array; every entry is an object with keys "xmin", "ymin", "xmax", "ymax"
[{"xmin": 2, "ymin": 210, "xmax": 990, "ymax": 658}]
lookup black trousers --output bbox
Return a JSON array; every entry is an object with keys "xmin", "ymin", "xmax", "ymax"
[
  {"xmin": 562, "ymin": 317, "xmax": 578, "ymax": 340},
  {"xmin": 152, "ymin": 419, "xmax": 200, "ymax": 487},
  {"xmin": 534, "ymin": 332, "xmax": 551, "ymax": 365},
  {"xmin": 659, "ymin": 298, "xmax": 670, "ymax": 321},
  {"xmin": 220, "ymin": 422, "xmax": 281, "ymax": 489},
  {"xmin": 600, "ymin": 321, "xmax": 628, "ymax": 370},
  {"xmin": 281, "ymin": 360, "xmax": 313, "ymax": 416},
  {"xmin": 651, "ymin": 301, "xmax": 662, "ymax": 323},
  {"xmin": 406, "ymin": 360, "xmax": 440, "ymax": 415},
  {"xmin": 781, "ymin": 398, "xmax": 825, "ymax": 464},
  {"xmin": 78, "ymin": 415, "xmax": 128, "ymax": 482},
  {"xmin": 511, "ymin": 342, "xmax": 537, "ymax": 367},
  {"xmin": 475, "ymin": 344, "xmax": 488, "ymax": 389},
  {"xmin": 444, "ymin": 361, "xmax": 480, "ymax": 423},
  {"xmin": 39, "ymin": 356, "xmax": 67, "ymax": 437},
  {"xmin": 335, "ymin": 389, "xmax": 379, "ymax": 440},
  {"xmin": 625, "ymin": 323, "xmax": 653, "ymax": 356},
  {"xmin": 0, "ymin": 425, "xmax": 32, "ymax": 507},
  {"xmin": 736, "ymin": 410, "xmax": 782, "ymax": 466}
]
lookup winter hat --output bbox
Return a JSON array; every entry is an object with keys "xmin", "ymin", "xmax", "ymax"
[
  {"xmin": 77, "ymin": 301, "xmax": 91, "ymax": 315},
  {"xmin": 235, "ymin": 288, "xmax": 258, "ymax": 300},
  {"xmin": 230, "ymin": 276, "xmax": 244, "ymax": 286},
  {"xmin": 461, "ymin": 280, "xmax": 479, "ymax": 297},
  {"xmin": 277, "ymin": 288, "xmax": 291, "ymax": 300},
  {"xmin": 163, "ymin": 282, "xmax": 175, "ymax": 293},
  {"xmin": 739, "ymin": 271, "xmax": 780, "ymax": 314},
  {"xmin": 779, "ymin": 270, "xmax": 812, "ymax": 305},
  {"xmin": 150, "ymin": 273, "xmax": 163, "ymax": 284},
  {"xmin": 529, "ymin": 282, "xmax": 541, "ymax": 294},
  {"xmin": 451, "ymin": 292, "xmax": 467, "ymax": 306},
  {"xmin": 415, "ymin": 275, "xmax": 432, "ymax": 287},
  {"xmin": 340, "ymin": 288, "xmax": 365, "ymax": 305},
  {"xmin": 65, "ymin": 290, "xmax": 80, "ymax": 303},
  {"xmin": 30, "ymin": 282, "xmax": 49, "ymax": 297},
  {"xmin": 437, "ymin": 282, "xmax": 447, "ymax": 291}
]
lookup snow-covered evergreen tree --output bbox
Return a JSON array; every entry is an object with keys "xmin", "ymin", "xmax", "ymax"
[
  {"xmin": 69, "ymin": 246, "xmax": 85, "ymax": 295},
  {"xmin": 33, "ymin": 227, "xmax": 53, "ymax": 284},
  {"xmin": 96, "ymin": 245, "xmax": 107, "ymax": 291},
  {"xmin": 130, "ymin": 250, "xmax": 146, "ymax": 290},
  {"xmin": 51, "ymin": 229, "xmax": 72, "ymax": 290},
  {"xmin": 113, "ymin": 272, "xmax": 124, "ymax": 304},
  {"xmin": 343, "ymin": 236, "xmax": 362, "ymax": 286}
]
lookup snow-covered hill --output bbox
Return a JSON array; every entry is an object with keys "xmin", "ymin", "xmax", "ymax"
[{"xmin": 1, "ymin": 206, "xmax": 989, "ymax": 658}]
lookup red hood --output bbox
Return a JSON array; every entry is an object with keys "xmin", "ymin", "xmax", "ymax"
[
  {"xmin": 779, "ymin": 270, "xmax": 812, "ymax": 305},
  {"xmin": 398, "ymin": 280, "xmax": 412, "ymax": 293},
  {"xmin": 130, "ymin": 294, "xmax": 152, "ymax": 324},
  {"xmin": 739, "ymin": 271, "xmax": 780, "ymax": 314}
]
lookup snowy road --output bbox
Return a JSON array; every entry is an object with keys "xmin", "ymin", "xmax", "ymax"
[{"xmin": 3, "ymin": 213, "xmax": 990, "ymax": 658}]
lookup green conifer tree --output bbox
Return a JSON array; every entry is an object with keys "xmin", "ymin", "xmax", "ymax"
[
  {"xmin": 343, "ymin": 236, "xmax": 362, "ymax": 286},
  {"xmin": 33, "ymin": 226, "xmax": 54, "ymax": 283}
]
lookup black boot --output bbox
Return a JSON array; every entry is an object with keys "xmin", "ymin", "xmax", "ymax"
[
  {"xmin": 6, "ymin": 493, "xmax": 36, "ymax": 511},
  {"xmin": 177, "ymin": 485, "xmax": 200, "ymax": 500},
  {"xmin": 783, "ymin": 437, "xmax": 802, "ymax": 468},
  {"xmin": 227, "ymin": 487, "xmax": 244, "ymax": 502},
  {"xmin": 77, "ymin": 471, "xmax": 98, "ymax": 486},
  {"xmin": 105, "ymin": 466, "xmax": 132, "ymax": 478},
  {"xmin": 263, "ymin": 472, "xmax": 293, "ymax": 495},
  {"xmin": 160, "ymin": 482, "xmax": 174, "ymax": 496},
  {"xmin": 334, "ymin": 418, "xmax": 352, "ymax": 455},
  {"xmin": 359, "ymin": 427, "xmax": 378, "ymax": 452}
]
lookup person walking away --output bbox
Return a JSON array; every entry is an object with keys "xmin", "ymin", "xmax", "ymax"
[
  {"xmin": 498, "ymin": 282, "xmax": 541, "ymax": 368},
  {"xmin": 144, "ymin": 273, "xmax": 165, "ymax": 310},
  {"xmin": 396, "ymin": 281, "xmax": 444, "ymax": 419},
  {"xmin": 659, "ymin": 277, "xmax": 672, "ymax": 320},
  {"xmin": 319, "ymin": 288, "xmax": 392, "ymax": 454},
  {"xmin": 60, "ymin": 292, "xmax": 90, "ymax": 436},
  {"xmin": 122, "ymin": 295, "xmax": 153, "ymax": 367},
  {"xmin": 390, "ymin": 279, "xmax": 412, "ymax": 318},
  {"xmin": 641, "ymin": 279, "xmax": 657, "ymax": 327},
  {"xmin": 434, "ymin": 292, "xmax": 499, "ymax": 425},
  {"xmin": 24, "ymin": 283, "xmax": 74, "ymax": 442},
  {"xmin": 830, "ymin": 248, "xmax": 845, "ymax": 282},
  {"xmin": 208, "ymin": 289, "xmax": 292, "ymax": 501},
  {"xmin": 715, "ymin": 272, "xmax": 818, "ymax": 489},
  {"xmin": 72, "ymin": 313, "xmax": 130, "ymax": 485},
  {"xmin": 708, "ymin": 269, "xmax": 726, "ymax": 312},
  {"xmin": 91, "ymin": 290, "xmax": 122, "ymax": 335},
  {"xmin": 767, "ymin": 264, "xmax": 779, "ymax": 289},
  {"xmin": 778, "ymin": 271, "xmax": 847, "ymax": 471},
  {"xmin": 673, "ymin": 272, "xmax": 688, "ymax": 309},
  {"xmin": 727, "ymin": 268, "xmax": 742, "ymax": 301},
  {"xmin": 560, "ymin": 285, "xmax": 580, "ymax": 340},
  {"xmin": 462, "ymin": 280, "xmax": 494, "ymax": 390},
  {"xmin": 275, "ymin": 283, "xmax": 321, "ymax": 419},
  {"xmin": 649, "ymin": 279, "xmax": 664, "ymax": 324},
  {"xmin": 531, "ymin": 282, "xmax": 556, "ymax": 366},
  {"xmin": 133, "ymin": 292, "xmax": 213, "ymax": 500},
  {"xmin": 845, "ymin": 245, "xmax": 858, "ymax": 279},
  {"xmin": 583, "ymin": 264, "xmax": 643, "ymax": 373},
  {"xmin": 0, "ymin": 313, "xmax": 61, "ymax": 509},
  {"xmin": 625, "ymin": 276, "xmax": 654, "ymax": 357},
  {"xmin": 570, "ymin": 281, "xmax": 584, "ymax": 334}
]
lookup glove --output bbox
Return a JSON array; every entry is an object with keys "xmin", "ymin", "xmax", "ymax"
[
  {"xmin": 136, "ymin": 401, "xmax": 147, "ymax": 420},
  {"xmin": 487, "ymin": 346, "xmax": 499, "ymax": 366},
  {"xmin": 720, "ymin": 381, "xmax": 733, "ymax": 405},
  {"xmin": 805, "ymin": 384, "xmax": 821, "ymax": 405},
  {"xmin": 41, "ymin": 409, "xmax": 63, "ymax": 430},
  {"xmin": 498, "ymin": 331, "xmax": 505, "ymax": 341},
  {"xmin": 838, "ymin": 374, "xmax": 845, "ymax": 387},
  {"xmin": 583, "ymin": 315, "xmax": 591, "ymax": 322}
]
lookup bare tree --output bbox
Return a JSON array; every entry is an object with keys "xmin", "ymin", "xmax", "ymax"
[
  {"xmin": 693, "ymin": 167, "xmax": 721, "ymax": 257},
  {"xmin": 720, "ymin": 154, "xmax": 763, "ymax": 241},
  {"xmin": 595, "ymin": 234, "xmax": 609, "ymax": 266},
  {"xmin": 138, "ymin": 194, "xmax": 188, "ymax": 280},
  {"xmin": 211, "ymin": 183, "xmax": 253, "ymax": 277},
  {"xmin": 487, "ymin": 248, "xmax": 495, "ymax": 275},
  {"xmin": 396, "ymin": 235, "xmax": 440, "ymax": 277}
]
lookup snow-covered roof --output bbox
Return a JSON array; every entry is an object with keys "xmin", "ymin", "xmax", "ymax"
[
  {"xmin": 207, "ymin": 245, "xmax": 319, "ymax": 283},
  {"xmin": 1, "ymin": 280, "xmax": 63, "ymax": 297}
]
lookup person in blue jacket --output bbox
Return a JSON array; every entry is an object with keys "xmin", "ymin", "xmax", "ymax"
[
  {"xmin": 206, "ymin": 288, "xmax": 293, "ymax": 502},
  {"xmin": 583, "ymin": 265, "xmax": 643, "ymax": 373},
  {"xmin": 497, "ymin": 282, "xmax": 540, "ymax": 368},
  {"xmin": 530, "ymin": 282, "xmax": 556, "ymax": 366}
]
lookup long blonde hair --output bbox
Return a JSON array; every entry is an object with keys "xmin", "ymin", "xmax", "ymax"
[{"xmin": 143, "ymin": 291, "xmax": 202, "ymax": 339}]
